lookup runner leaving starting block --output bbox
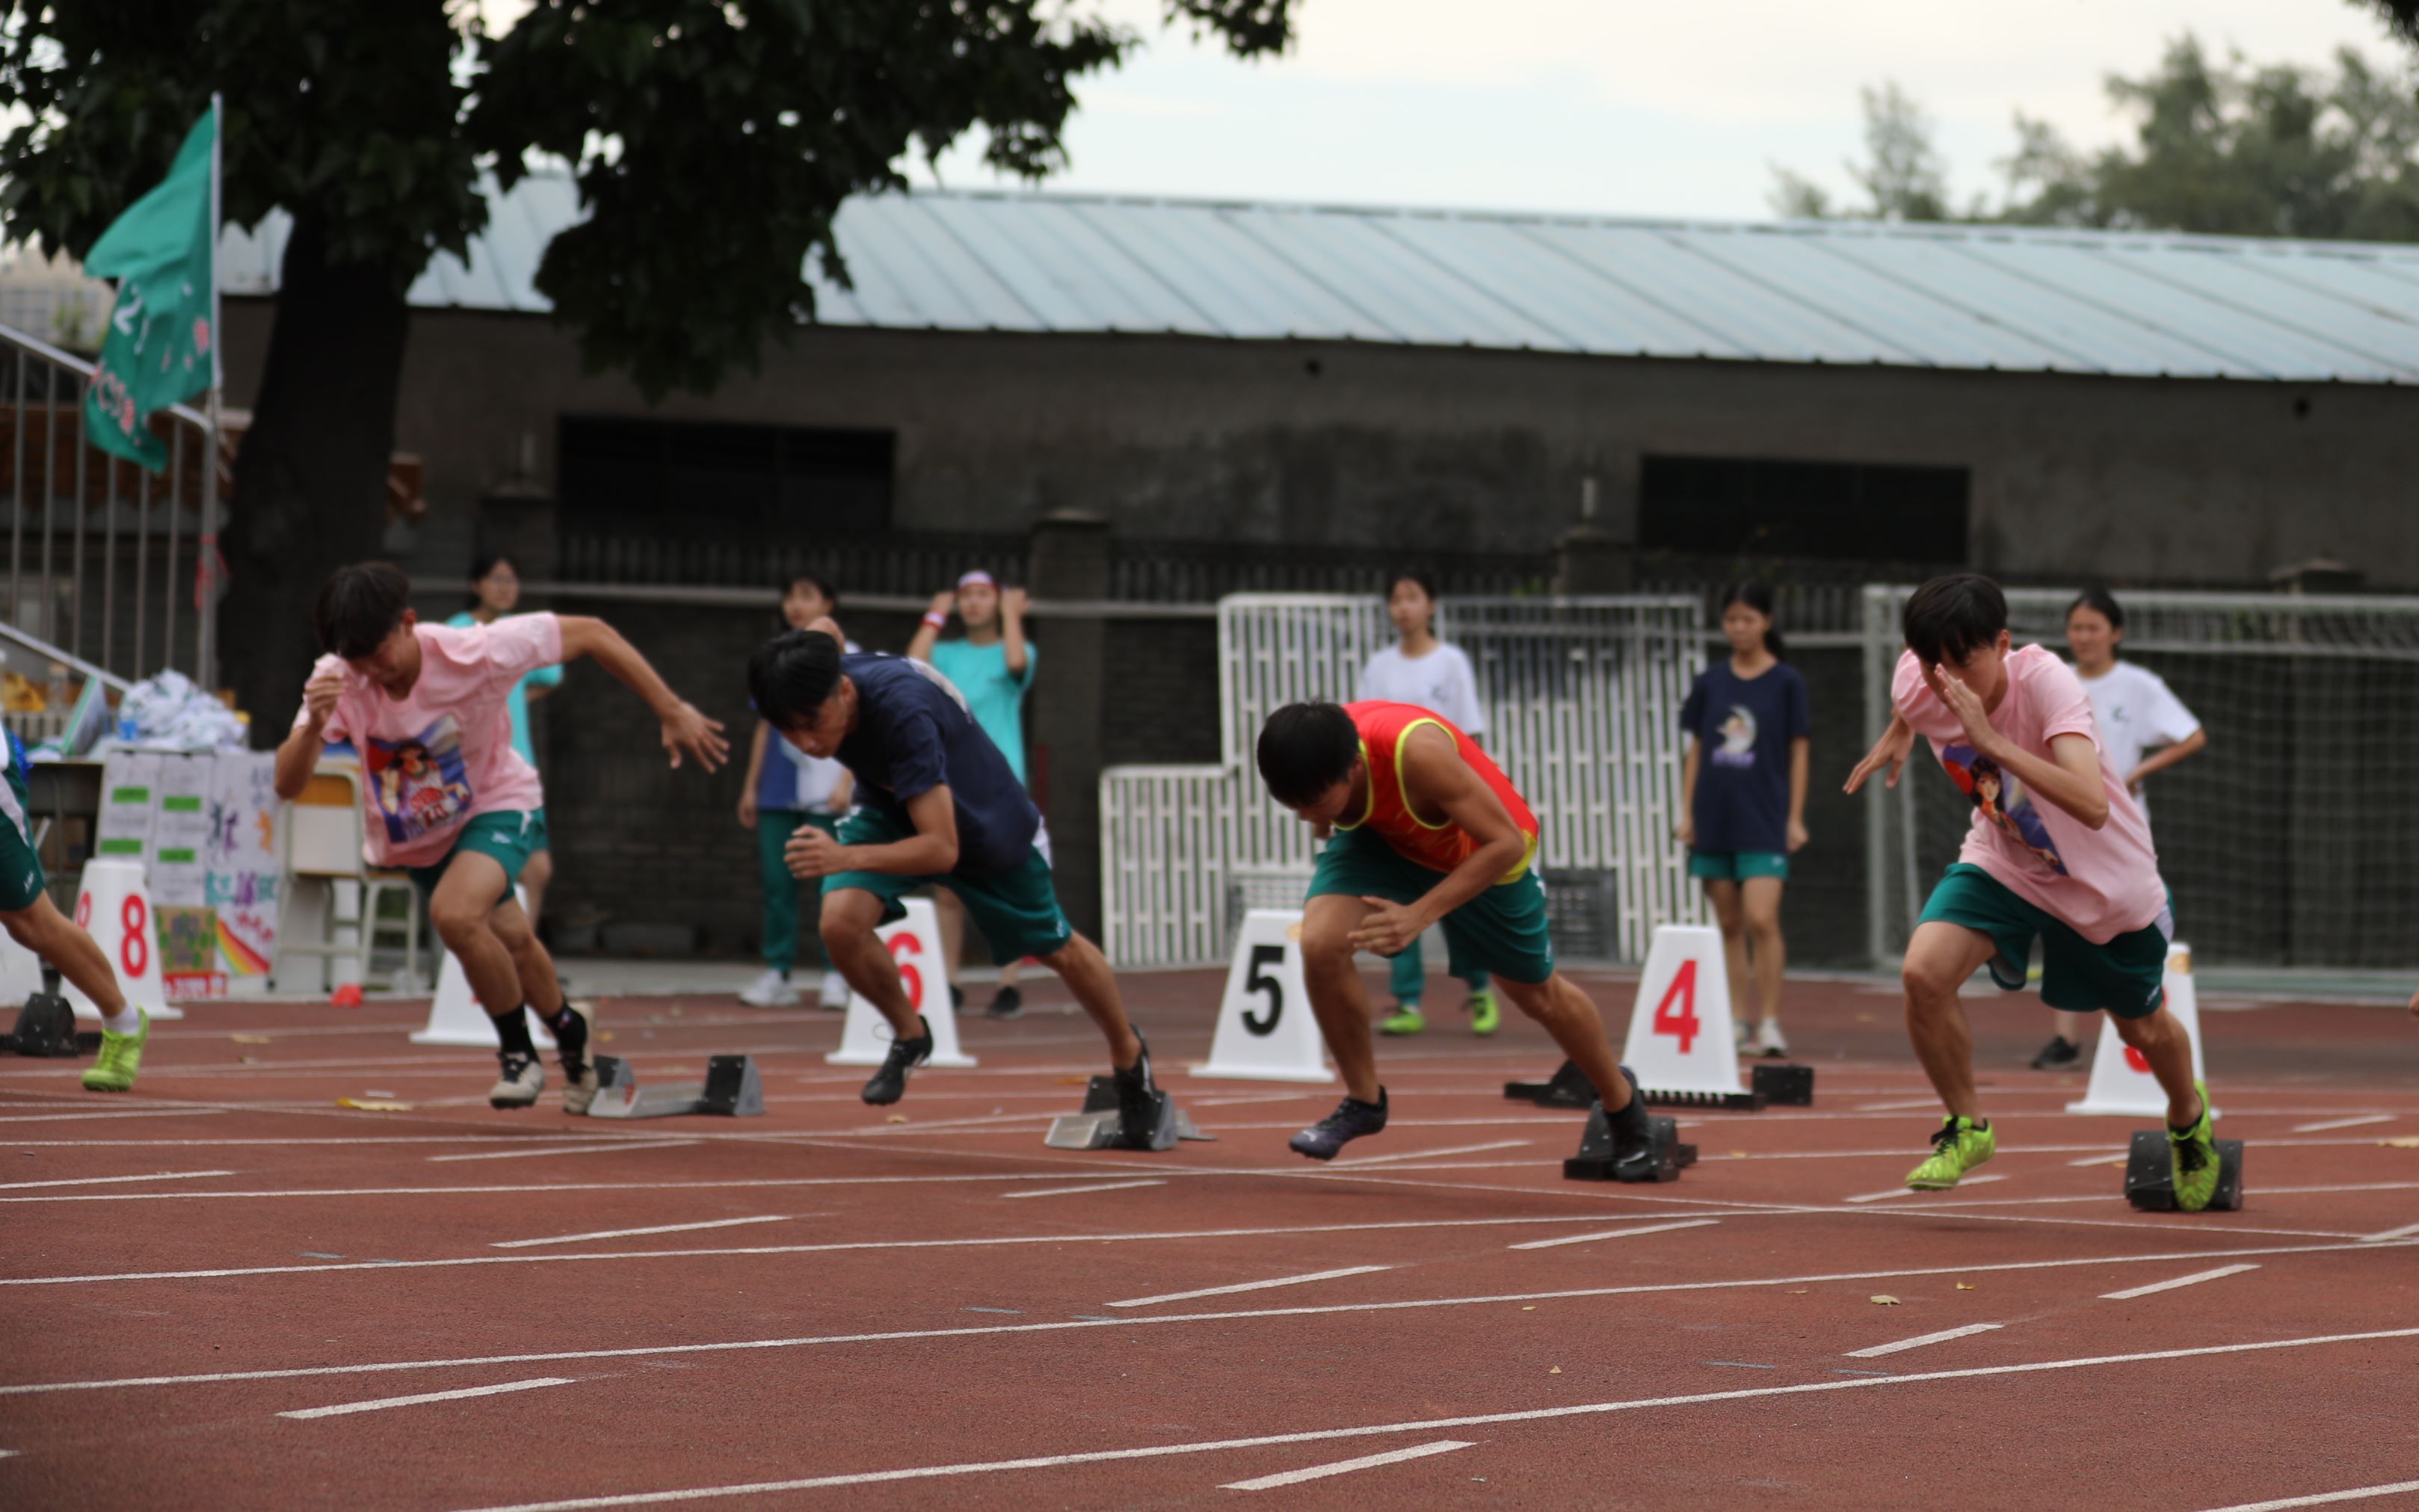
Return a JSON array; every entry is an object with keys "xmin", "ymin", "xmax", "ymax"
[
  {"xmin": 1044, "ymin": 1075, "xmax": 1215, "ymax": 1152},
  {"xmin": 585, "ymin": 1055, "xmax": 765, "ymax": 1120},
  {"xmin": 1562, "ymin": 1105, "xmax": 1696, "ymax": 1182},
  {"xmin": 2122, "ymin": 1129, "xmax": 2244, "ymax": 1212}
]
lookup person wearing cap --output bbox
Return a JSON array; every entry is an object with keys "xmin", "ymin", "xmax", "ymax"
[{"xmin": 909, "ymin": 570, "xmax": 1038, "ymax": 1018}]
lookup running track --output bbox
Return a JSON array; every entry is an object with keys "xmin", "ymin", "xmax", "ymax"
[{"xmin": 3, "ymin": 970, "xmax": 2417, "ymax": 1511}]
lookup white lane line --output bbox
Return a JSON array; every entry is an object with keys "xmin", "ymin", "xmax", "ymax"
[
  {"xmin": 0, "ymin": 1169, "xmax": 232, "ymax": 1191},
  {"xmin": 1508, "ymin": 1220, "xmax": 1720, "ymax": 1250},
  {"xmin": 1325, "ymin": 1137, "xmax": 1529, "ymax": 1161},
  {"xmin": 2361, "ymin": 1222, "xmax": 2419, "ymax": 1243},
  {"xmin": 429, "ymin": 1140, "xmax": 700, "ymax": 1164},
  {"xmin": 2066, "ymin": 1152, "xmax": 2130, "ymax": 1167},
  {"xmin": 2099, "ymin": 1263, "xmax": 2261, "ymax": 1300},
  {"xmin": 1843, "ymin": 1323, "xmax": 2004, "ymax": 1358},
  {"xmin": 278, "ymin": 1377, "xmax": 576, "ymax": 1419},
  {"xmin": 0, "ymin": 1108, "xmax": 224, "ymax": 1124},
  {"xmin": 1195, "ymin": 1093, "xmax": 1313, "ymax": 1108},
  {"xmin": 1220, "ymin": 1439, "xmax": 1474, "ymax": 1491},
  {"xmin": 1855, "ymin": 1099, "xmax": 1950, "ymax": 1113},
  {"xmin": 1109, "ymin": 1266, "xmax": 1394, "ymax": 1309},
  {"xmin": 2290, "ymin": 1114, "xmax": 2394, "ymax": 1134},
  {"xmin": 1843, "ymin": 1174, "xmax": 2005, "ymax": 1203},
  {"xmin": 2195, "ymin": 1479, "xmax": 2419, "ymax": 1512},
  {"xmin": 437, "ymin": 1324, "xmax": 2419, "ymax": 1511},
  {"xmin": 1000, "ymin": 1180, "xmax": 1167, "ymax": 1200},
  {"xmin": 492, "ymin": 1216, "xmax": 797, "ymax": 1250}
]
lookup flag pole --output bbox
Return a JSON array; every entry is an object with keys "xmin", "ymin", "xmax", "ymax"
[{"xmin": 196, "ymin": 90, "xmax": 224, "ymax": 691}]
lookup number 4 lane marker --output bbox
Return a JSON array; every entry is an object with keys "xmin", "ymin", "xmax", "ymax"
[{"xmin": 1220, "ymin": 1439, "xmax": 1474, "ymax": 1492}]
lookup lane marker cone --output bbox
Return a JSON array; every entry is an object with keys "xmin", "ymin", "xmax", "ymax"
[
  {"xmin": 1617, "ymin": 925, "xmax": 1743, "ymax": 1104},
  {"xmin": 62, "ymin": 859, "xmax": 179, "ymax": 1022},
  {"xmin": 827, "ymin": 898, "xmax": 976, "ymax": 1068},
  {"xmin": 1192, "ymin": 909, "xmax": 1331, "ymax": 1084},
  {"xmin": 2067, "ymin": 942, "xmax": 2214, "ymax": 1118}
]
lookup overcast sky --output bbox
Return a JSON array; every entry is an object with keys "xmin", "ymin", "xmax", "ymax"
[{"xmin": 896, "ymin": 1, "xmax": 2410, "ymax": 220}]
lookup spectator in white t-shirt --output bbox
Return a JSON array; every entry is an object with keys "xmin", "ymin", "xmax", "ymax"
[
  {"xmin": 1355, "ymin": 571, "xmax": 1500, "ymax": 1039},
  {"xmin": 2033, "ymin": 587, "xmax": 2209, "ymax": 1070}
]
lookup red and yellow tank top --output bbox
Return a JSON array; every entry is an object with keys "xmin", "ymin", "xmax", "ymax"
[{"xmin": 1337, "ymin": 701, "xmax": 1539, "ymax": 883}]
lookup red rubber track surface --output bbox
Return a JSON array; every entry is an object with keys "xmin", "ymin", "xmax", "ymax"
[{"xmin": 2, "ymin": 971, "xmax": 2417, "ymax": 1511}]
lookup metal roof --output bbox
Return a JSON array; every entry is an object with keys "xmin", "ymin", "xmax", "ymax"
[{"xmin": 218, "ymin": 172, "xmax": 2419, "ymax": 383}]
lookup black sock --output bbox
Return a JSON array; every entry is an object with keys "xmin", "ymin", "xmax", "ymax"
[
  {"xmin": 492, "ymin": 1008, "xmax": 536, "ymax": 1058},
  {"xmin": 537, "ymin": 1002, "xmax": 579, "ymax": 1034}
]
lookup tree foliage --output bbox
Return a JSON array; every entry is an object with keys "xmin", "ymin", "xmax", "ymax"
[{"xmin": 1772, "ymin": 35, "xmax": 2419, "ymax": 242}]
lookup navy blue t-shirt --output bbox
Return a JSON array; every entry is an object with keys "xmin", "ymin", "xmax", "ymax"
[
  {"xmin": 836, "ymin": 652, "xmax": 1039, "ymax": 877},
  {"xmin": 1679, "ymin": 661, "xmax": 1811, "ymax": 854}
]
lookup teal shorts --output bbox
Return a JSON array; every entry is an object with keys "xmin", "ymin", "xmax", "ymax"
[
  {"xmin": 823, "ymin": 806, "xmax": 1073, "ymax": 964},
  {"xmin": 0, "ymin": 742, "xmax": 43, "ymax": 913},
  {"xmin": 1689, "ymin": 850, "xmax": 1790, "ymax": 883},
  {"xmin": 407, "ymin": 809, "xmax": 549, "ymax": 904},
  {"xmin": 1307, "ymin": 824, "xmax": 1556, "ymax": 985},
  {"xmin": 1918, "ymin": 863, "xmax": 2170, "ymax": 1018}
]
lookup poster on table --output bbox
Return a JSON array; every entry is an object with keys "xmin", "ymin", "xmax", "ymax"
[
  {"xmin": 93, "ymin": 750, "xmax": 162, "ymax": 867},
  {"xmin": 201, "ymin": 750, "xmax": 283, "ymax": 993},
  {"xmin": 148, "ymin": 753, "xmax": 218, "ymax": 998}
]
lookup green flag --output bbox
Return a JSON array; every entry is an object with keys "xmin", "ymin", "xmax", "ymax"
[{"xmin": 84, "ymin": 105, "xmax": 217, "ymax": 472}]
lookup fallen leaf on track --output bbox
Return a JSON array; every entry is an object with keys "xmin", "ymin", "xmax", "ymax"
[
  {"xmin": 2385, "ymin": 1137, "xmax": 2419, "ymax": 1150},
  {"xmin": 1786, "ymin": 1289, "xmax": 1809, "ymax": 1295},
  {"xmin": 887, "ymin": 1115, "xmax": 908, "ymax": 1124},
  {"xmin": 1956, "ymin": 1283, "xmax": 1976, "ymax": 1291},
  {"xmin": 232, "ymin": 1034, "xmax": 271, "ymax": 1045},
  {"xmin": 1870, "ymin": 1295, "xmax": 1900, "ymax": 1305},
  {"xmin": 1549, "ymin": 1366, "xmax": 1562, "ymax": 1374},
  {"xmin": 336, "ymin": 1099, "xmax": 413, "ymax": 1112}
]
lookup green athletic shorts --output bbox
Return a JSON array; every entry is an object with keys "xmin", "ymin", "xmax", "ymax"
[
  {"xmin": 1918, "ymin": 863, "xmax": 2169, "ymax": 1017},
  {"xmin": 407, "ymin": 809, "xmax": 549, "ymax": 904},
  {"xmin": 1689, "ymin": 850, "xmax": 1790, "ymax": 882},
  {"xmin": 823, "ymin": 806, "xmax": 1073, "ymax": 963},
  {"xmin": 0, "ymin": 742, "xmax": 43, "ymax": 913},
  {"xmin": 1307, "ymin": 824, "xmax": 1555, "ymax": 985}
]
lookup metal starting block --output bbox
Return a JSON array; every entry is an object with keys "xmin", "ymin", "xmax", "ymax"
[
  {"xmin": 585, "ymin": 1055, "xmax": 765, "ymax": 1119},
  {"xmin": 1044, "ymin": 1075, "xmax": 1215, "ymax": 1151},
  {"xmin": 6, "ymin": 981, "xmax": 81, "ymax": 1058},
  {"xmin": 2122, "ymin": 1129, "xmax": 2244, "ymax": 1212},
  {"xmin": 1506, "ymin": 1058, "xmax": 1814, "ymax": 1112},
  {"xmin": 1563, "ymin": 1108, "xmax": 1695, "ymax": 1183}
]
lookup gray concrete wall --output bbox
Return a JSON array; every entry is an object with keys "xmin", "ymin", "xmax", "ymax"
[{"xmin": 224, "ymin": 303, "xmax": 2419, "ymax": 591}]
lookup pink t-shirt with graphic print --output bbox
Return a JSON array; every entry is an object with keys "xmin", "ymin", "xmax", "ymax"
[
  {"xmin": 295, "ymin": 615, "xmax": 564, "ymax": 868},
  {"xmin": 1892, "ymin": 644, "xmax": 2166, "ymax": 943}
]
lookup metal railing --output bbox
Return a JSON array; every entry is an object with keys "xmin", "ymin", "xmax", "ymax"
[{"xmin": 1, "ymin": 321, "xmax": 219, "ymax": 708}]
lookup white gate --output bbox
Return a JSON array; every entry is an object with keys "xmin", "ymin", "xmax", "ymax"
[{"xmin": 1103, "ymin": 593, "xmax": 1705, "ymax": 969}]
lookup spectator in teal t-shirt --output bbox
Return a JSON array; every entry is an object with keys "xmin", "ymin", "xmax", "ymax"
[
  {"xmin": 446, "ymin": 551, "xmax": 565, "ymax": 921},
  {"xmin": 908, "ymin": 569, "xmax": 1038, "ymax": 1016}
]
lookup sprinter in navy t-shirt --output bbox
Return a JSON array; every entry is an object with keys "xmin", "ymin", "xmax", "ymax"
[
  {"xmin": 746, "ymin": 623, "xmax": 1166, "ymax": 1145},
  {"xmin": 1677, "ymin": 582, "xmax": 1811, "ymax": 1058}
]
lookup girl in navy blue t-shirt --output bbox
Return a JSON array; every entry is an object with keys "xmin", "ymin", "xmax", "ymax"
[{"xmin": 1676, "ymin": 582, "xmax": 1811, "ymax": 1058}]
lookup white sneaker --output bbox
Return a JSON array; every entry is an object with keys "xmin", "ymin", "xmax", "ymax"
[
  {"xmin": 1755, "ymin": 1019, "xmax": 1790, "ymax": 1058},
  {"xmin": 739, "ymin": 969, "xmax": 801, "ymax": 1008},
  {"xmin": 816, "ymin": 970, "xmax": 851, "ymax": 1008},
  {"xmin": 1734, "ymin": 1018, "xmax": 1752, "ymax": 1053},
  {"xmin": 489, "ymin": 1051, "xmax": 545, "ymax": 1109}
]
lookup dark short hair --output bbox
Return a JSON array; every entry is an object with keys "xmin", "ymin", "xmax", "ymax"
[
  {"xmin": 1385, "ymin": 570, "xmax": 1438, "ymax": 602},
  {"xmin": 748, "ymin": 629, "xmax": 843, "ymax": 729},
  {"xmin": 314, "ymin": 562, "xmax": 415, "ymax": 659},
  {"xmin": 1719, "ymin": 579, "xmax": 1786, "ymax": 661},
  {"xmin": 1256, "ymin": 703, "xmax": 1361, "ymax": 808},
  {"xmin": 2068, "ymin": 586, "xmax": 2124, "ymax": 631},
  {"xmin": 1902, "ymin": 573, "xmax": 2009, "ymax": 667},
  {"xmin": 469, "ymin": 551, "xmax": 520, "ymax": 582}
]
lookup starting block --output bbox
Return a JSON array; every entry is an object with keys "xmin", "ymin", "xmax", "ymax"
[
  {"xmin": 1562, "ymin": 1107, "xmax": 1696, "ymax": 1182},
  {"xmin": 1506, "ymin": 1058, "xmax": 1813, "ymax": 1111},
  {"xmin": 6, "ymin": 969, "xmax": 84, "ymax": 1058},
  {"xmin": 2121, "ymin": 1129, "xmax": 2244, "ymax": 1212},
  {"xmin": 585, "ymin": 1055, "xmax": 765, "ymax": 1120},
  {"xmin": 1044, "ymin": 1075, "xmax": 1215, "ymax": 1152}
]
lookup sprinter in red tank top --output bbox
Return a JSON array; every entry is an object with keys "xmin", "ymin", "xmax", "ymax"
[{"xmin": 1255, "ymin": 700, "xmax": 1666, "ymax": 1174}]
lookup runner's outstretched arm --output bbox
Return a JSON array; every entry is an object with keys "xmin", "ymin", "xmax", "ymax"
[{"xmin": 556, "ymin": 615, "xmax": 729, "ymax": 771}]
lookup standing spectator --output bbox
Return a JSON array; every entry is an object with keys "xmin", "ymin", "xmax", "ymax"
[
  {"xmin": 447, "ymin": 552, "xmax": 562, "ymax": 922},
  {"xmin": 1676, "ymin": 581, "xmax": 1811, "ymax": 1058},
  {"xmin": 1355, "ymin": 571, "xmax": 1498, "ymax": 1037},
  {"xmin": 908, "ymin": 570, "xmax": 1037, "ymax": 1019},
  {"xmin": 2032, "ymin": 587, "xmax": 2208, "ymax": 1068},
  {"xmin": 739, "ymin": 575, "xmax": 855, "ymax": 1008}
]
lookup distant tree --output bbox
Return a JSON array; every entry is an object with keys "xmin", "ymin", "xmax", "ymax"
[
  {"xmin": 1766, "ymin": 80, "xmax": 1951, "ymax": 221},
  {"xmin": 1, "ymin": 1, "xmax": 1295, "ymax": 729}
]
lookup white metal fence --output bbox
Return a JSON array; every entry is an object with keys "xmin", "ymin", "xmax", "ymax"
[
  {"xmin": 1103, "ymin": 593, "xmax": 1706, "ymax": 969},
  {"xmin": 1859, "ymin": 584, "xmax": 2419, "ymax": 969}
]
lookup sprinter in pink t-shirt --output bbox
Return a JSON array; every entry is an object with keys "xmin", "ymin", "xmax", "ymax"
[
  {"xmin": 273, "ymin": 563, "xmax": 727, "ymax": 1112},
  {"xmin": 1847, "ymin": 575, "xmax": 2222, "ymax": 1210}
]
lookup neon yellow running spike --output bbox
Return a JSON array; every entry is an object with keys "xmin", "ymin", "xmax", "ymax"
[
  {"xmin": 1906, "ymin": 1114, "xmax": 1994, "ymax": 1191},
  {"xmin": 1467, "ymin": 990, "xmax": 1500, "ymax": 1037},
  {"xmin": 81, "ymin": 1008, "xmax": 150, "ymax": 1093},
  {"xmin": 2168, "ymin": 1079, "xmax": 2219, "ymax": 1212},
  {"xmin": 1379, "ymin": 1005, "xmax": 1426, "ymax": 1036}
]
